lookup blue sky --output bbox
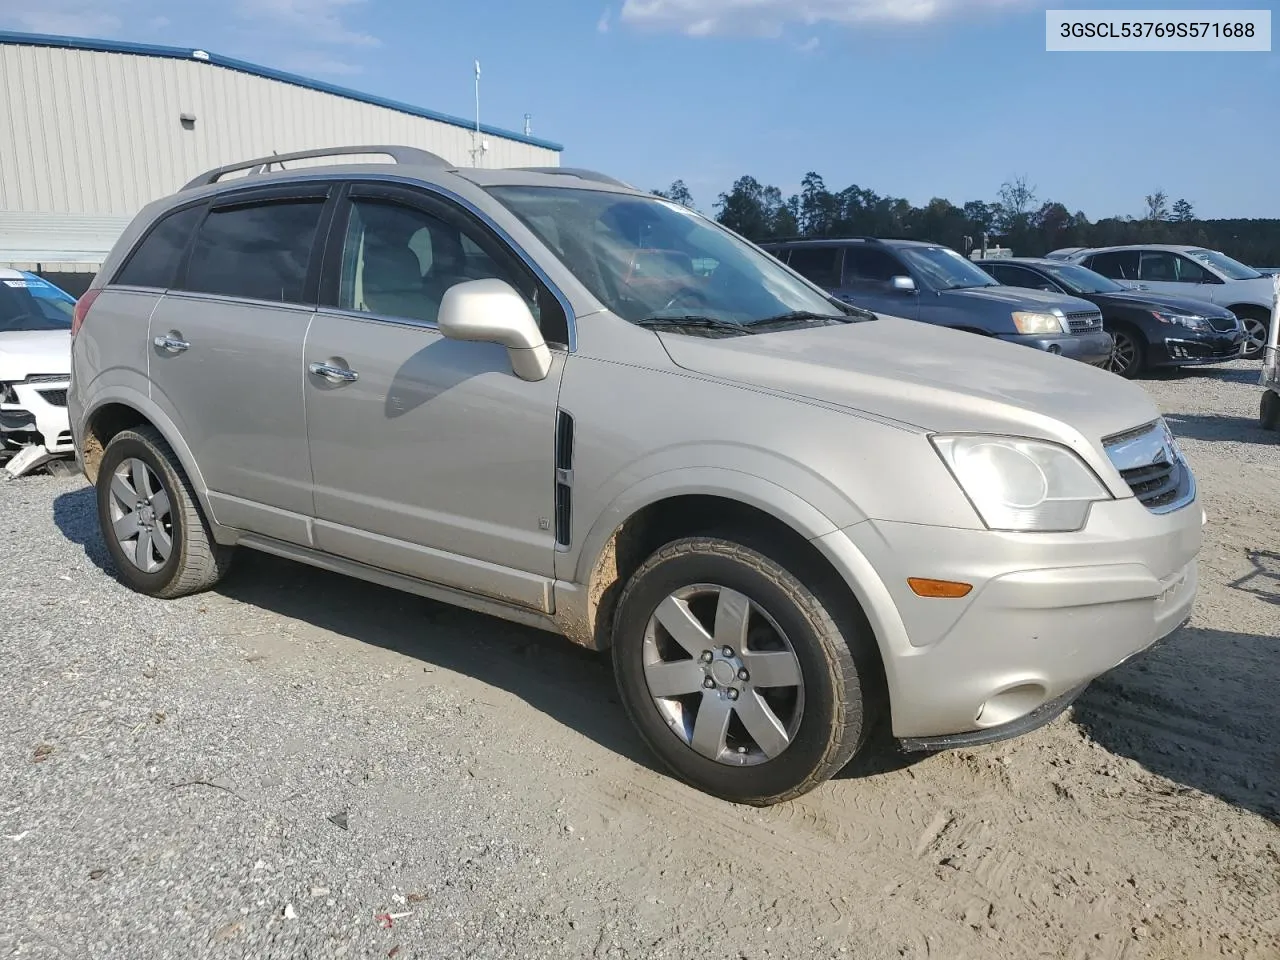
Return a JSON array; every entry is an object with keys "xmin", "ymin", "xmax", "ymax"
[{"xmin": 0, "ymin": 0, "xmax": 1275, "ymax": 219}]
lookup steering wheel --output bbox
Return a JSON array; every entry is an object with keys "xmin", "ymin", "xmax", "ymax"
[{"xmin": 661, "ymin": 286, "xmax": 710, "ymax": 313}]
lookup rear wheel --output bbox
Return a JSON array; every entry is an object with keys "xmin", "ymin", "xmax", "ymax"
[
  {"xmin": 1106, "ymin": 326, "xmax": 1145, "ymax": 379},
  {"xmin": 96, "ymin": 426, "xmax": 233, "ymax": 598},
  {"xmin": 611, "ymin": 536, "xmax": 878, "ymax": 805}
]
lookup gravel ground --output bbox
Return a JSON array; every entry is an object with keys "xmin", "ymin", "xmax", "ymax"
[{"xmin": 2, "ymin": 360, "xmax": 1277, "ymax": 960}]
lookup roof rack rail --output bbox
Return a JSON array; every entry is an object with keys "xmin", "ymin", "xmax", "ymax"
[
  {"xmin": 513, "ymin": 167, "xmax": 634, "ymax": 189},
  {"xmin": 183, "ymin": 144, "xmax": 452, "ymax": 190}
]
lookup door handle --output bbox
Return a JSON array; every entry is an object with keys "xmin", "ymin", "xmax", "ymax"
[
  {"xmin": 153, "ymin": 334, "xmax": 190, "ymax": 353},
  {"xmin": 309, "ymin": 361, "xmax": 359, "ymax": 384}
]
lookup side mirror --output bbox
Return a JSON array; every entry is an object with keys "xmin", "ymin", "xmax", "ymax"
[
  {"xmin": 892, "ymin": 275, "xmax": 917, "ymax": 293},
  {"xmin": 437, "ymin": 279, "xmax": 552, "ymax": 382}
]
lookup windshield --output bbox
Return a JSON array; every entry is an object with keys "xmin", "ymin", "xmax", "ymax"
[
  {"xmin": 485, "ymin": 186, "xmax": 849, "ymax": 326},
  {"xmin": 1186, "ymin": 248, "xmax": 1262, "ymax": 281},
  {"xmin": 896, "ymin": 246, "xmax": 997, "ymax": 290},
  {"xmin": 1037, "ymin": 262, "xmax": 1126, "ymax": 295},
  {"xmin": 0, "ymin": 276, "xmax": 74, "ymax": 332}
]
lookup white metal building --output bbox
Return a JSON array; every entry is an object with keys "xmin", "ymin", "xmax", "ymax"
[{"xmin": 0, "ymin": 31, "xmax": 563, "ymax": 293}]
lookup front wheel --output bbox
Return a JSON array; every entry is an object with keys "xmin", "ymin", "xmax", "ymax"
[
  {"xmin": 1106, "ymin": 327, "xmax": 1145, "ymax": 379},
  {"xmin": 1238, "ymin": 311, "xmax": 1270, "ymax": 361},
  {"xmin": 611, "ymin": 537, "xmax": 878, "ymax": 805}
]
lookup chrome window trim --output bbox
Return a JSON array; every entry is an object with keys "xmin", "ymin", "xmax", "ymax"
[
  {"xmin": 160, "ymin": 290, "xmax": 318, "ymax": 314},
  {"xmin": 311, "ymin": 305, "xmax": 570, "ymax": 352}
]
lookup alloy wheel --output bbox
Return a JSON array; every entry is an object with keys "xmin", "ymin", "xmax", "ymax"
[
  {"xmin": 642, "ymin": 584, "xmax": 805, "ymax": 766},
  {"xmin": 107, "ymin": 457, "xmax": 174, "ymax": 574},
  {"xmin": 1242, "ymin": 317, "xmax": 1268, "ymax": 358},
  {"xmin": 1108, "ymin": 331, "xmax": 1137, "ymax": 375}
]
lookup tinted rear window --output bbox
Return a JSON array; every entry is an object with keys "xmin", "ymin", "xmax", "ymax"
[
  {"xmin": 1086, "ymin": 250, "xmax": 1140, "ymax": 280},
  {"xmin": 183, "ymin": 200, "xmax": 325, "ymax": 304},
  {"xmin": 787, "ymin": 246, "xmax": 842, "ymax": 288},
  {"xmin": 114, "ymin": 205, "xmax": 204, "ymax": 289}
]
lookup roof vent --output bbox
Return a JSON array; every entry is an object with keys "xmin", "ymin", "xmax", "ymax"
[{"xmin": 191, "ymin": 50, "xmax": 210, "ymax": 61}]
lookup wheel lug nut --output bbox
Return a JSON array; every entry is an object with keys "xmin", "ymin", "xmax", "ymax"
[
  {"xmin": 738, "ymin": 669, "xmax": 750, "ymax": 682},
  {"xmin": 703, "ymin": 678, "xmax": 716, "ymax": 690},
  {"xmin": 727, "ymin": 688, "xmax": 739, "ymax": 701},
  {"xmin": 700, "ymin": 650, "xmax": 713, "ymax": 664},
  {"xmin": 721, "ymin": 646, "xmax": 734, "ymax": 658}
]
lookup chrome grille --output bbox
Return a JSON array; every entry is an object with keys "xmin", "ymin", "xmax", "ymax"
[
  {"xmin": 36, "ymin": 388, "xmax": 68, "ymax": 407},
  {"xmin": 1103, "ymin": 419, "xmax": 1194, "ymax": 513},
  {"xmin": 23, "ymin": 374, "xmax": 68, "ymax": 384},
  {"xmin": 1066, "ymin": 310, "xmax": 1103, "ymax": 334}
]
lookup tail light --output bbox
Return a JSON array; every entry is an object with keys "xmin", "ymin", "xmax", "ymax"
[{"xmin": 72, "ymin": 288, "xmax": 103, "ymax": 337}]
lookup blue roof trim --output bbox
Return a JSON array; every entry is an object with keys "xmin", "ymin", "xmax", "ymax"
[{"xmin": 0, "ymin": 29, "xmax": 564, "ymax": 152}]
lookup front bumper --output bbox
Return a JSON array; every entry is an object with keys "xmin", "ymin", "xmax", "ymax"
[
  {"xmin": 1149, "ymin": 330, "xmax": 1246, "ymax": 368},
  {"xmin": 998, "ymin": 330, "xmax": 1114, "ymax": 365},
  {"xmin": 1, "ymin": 380, "xmax": 74, "ymax": 464},
  {"xmin": 817, "ymin": 495, "xmax": 1202, "ymax": 742}
]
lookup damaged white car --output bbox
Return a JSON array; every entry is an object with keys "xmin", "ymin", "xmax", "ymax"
[{"xmin": 1, "ymin": 269, "xmax": 76, "ymax": 477}]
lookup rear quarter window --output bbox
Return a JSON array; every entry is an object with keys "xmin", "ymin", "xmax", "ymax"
[{"xmin": 114, "ymin": 205, "xmax": 205, "ymax": 289}]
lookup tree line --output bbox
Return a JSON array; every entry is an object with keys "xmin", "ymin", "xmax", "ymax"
[{"xmin": 652, "ymin": 174, "xmax": 1280, "ymax": 267}]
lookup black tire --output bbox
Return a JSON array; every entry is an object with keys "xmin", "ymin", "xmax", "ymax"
[
  {"xmin": 96, "ymin": 425, "xmax": 233, "ymax": 598},
  {"xmin": 1237, "ymin": 309, "xmax": 1270, "ymax": 361},
  {"xmin": 1262, "ymin": 390, "xmax": 1280, "ymax": 432},
  {"xmin": 1106, "ymin": 326, "xmax": 1146, "ymax": 379},
  {"xmin": 611, "ymin": 536, "xmax": 878, "ymax": 806}
]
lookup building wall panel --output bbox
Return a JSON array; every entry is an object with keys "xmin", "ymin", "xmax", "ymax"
[{"xmin": 0, "ymin": 43, "xmax": 559, "ymax": 217}]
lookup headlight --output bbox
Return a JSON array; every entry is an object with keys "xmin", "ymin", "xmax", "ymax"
[
  {"xmin": 1011, "ymin": 311, "xmax": 1067, "ymax": 335},
  {"xmin": 1151, "ymin": 310, "xmax": 1210, "ymax": 330},
  {"xmin": 0, "ymin": 383, "xmax": 16, "ymax": 404},
  {"xmin": 932, "ymin": 435, "xmax": 1111, "ymax": 532}
]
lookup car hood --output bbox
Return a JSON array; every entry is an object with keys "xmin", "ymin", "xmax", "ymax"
[
  {"xmin": 1089, "ymin": 290, "xmax": 1234, "ymax": 317},
  {"xmin": 0, "ymin": 329, "xmax": 72, "ymax": 382},
  {"xmin": 658, "ymin": 317, "xmax": 1157, "ymax": 455},
  {"xmin": 944, "ymin": 285, "xmax": 1098, "ymax": 312},
  {"xmin": 1223, "ymin": 275, "xmax": 1280, "ymax": 303}
]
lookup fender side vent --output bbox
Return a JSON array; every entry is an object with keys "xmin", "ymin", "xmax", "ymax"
[{"xmin": 554, "ymin": 410, "xmax": 574, "ymax": 548}]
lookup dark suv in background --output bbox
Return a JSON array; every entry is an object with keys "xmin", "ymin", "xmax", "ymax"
[
  {"xmin": 764, "ymin": 238, "xmax": 1112, "ymax": 366},
  {"xmin": 978, "ymin": 257, "xmax": 1245, "ymax": 379}
]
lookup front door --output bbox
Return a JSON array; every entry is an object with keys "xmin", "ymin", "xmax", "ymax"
[
  {"xmin": 146, "ymin": 184, "xmax": 336, "ymax": 543},
  {"xmin": 303, "ymin": 184, "xmax": 568, "ymax": 612},
  {"xmin": 1136, "ymin": 249, "xmax": 1223, "ymax": 302},
  {"xmin": 839, "ymin": 245, "xmax": 920, "ymax": 320}
]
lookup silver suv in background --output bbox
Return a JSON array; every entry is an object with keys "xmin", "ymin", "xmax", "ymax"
[
  {"xmin": 1049, "ymin": 244, "xmax": 1274, "ymax": 358},
  {"xmin": 70, "ymin": 146, "xmax": 1202, "ymax": 805}
]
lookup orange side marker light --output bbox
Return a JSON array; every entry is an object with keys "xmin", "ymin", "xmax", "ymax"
[{"xmin": 908, "ymin": 578, "xmax": 973, "ymax": 599}]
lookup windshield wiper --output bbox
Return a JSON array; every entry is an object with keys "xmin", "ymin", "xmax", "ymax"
[
  {"xmin": 634, "ymin": 315, "xmax": 751, "ymax": 336},
  {"xmin": 746, "ymin": 311, "xmax": 851, "ymax": 330}
]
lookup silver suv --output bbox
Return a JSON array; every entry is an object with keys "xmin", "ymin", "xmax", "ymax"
[{"xmin": 70, "ymin": 145, "xmax": 1202, "ymax": 805}]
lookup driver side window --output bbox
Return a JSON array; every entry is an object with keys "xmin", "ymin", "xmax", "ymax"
[
  {"xmin": 339, "ymin": 199, "xmax": 511, "ymax": 325},
  {"xmin": 336, "ymin": 195, "xmax": 568, "ymax": 344}
]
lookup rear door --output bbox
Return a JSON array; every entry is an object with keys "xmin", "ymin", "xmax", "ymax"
[
  {"xmin": 839, "ymin": 245, "xmax": 920, "ymax": 319},
  {"xmin": 147, "ymin": 183, "xmax": 337, "ymax": 543},
  {"xmin": 302, "ymin": 183, "xmax": 568, "ymax": 611},
  {"xmin": 1082, "ymin": 250, "xmax": 1140, "ymax": 286}
]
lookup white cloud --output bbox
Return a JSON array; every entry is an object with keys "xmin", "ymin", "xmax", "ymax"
[
  {"xmin": 0, "ymin": 0, "xmax": 124, "ymax": 35},
  {"xmin": 281, "ymin": 52, "xmax": 364, "ymax": 76},
  {"xmin": 620, "ymin": 0, "xmax": 1030, "ymax": 36},
  {"xmin": 237, "ymin": 0, "xmax": 380, "ymax": 47},
  {"xmin": 796, "ymin": 36, "xmax": 820, "ymax": 53},
  {"xmin": 598, "ymin": 8, "xmax": 612, "ymax": 32}
]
